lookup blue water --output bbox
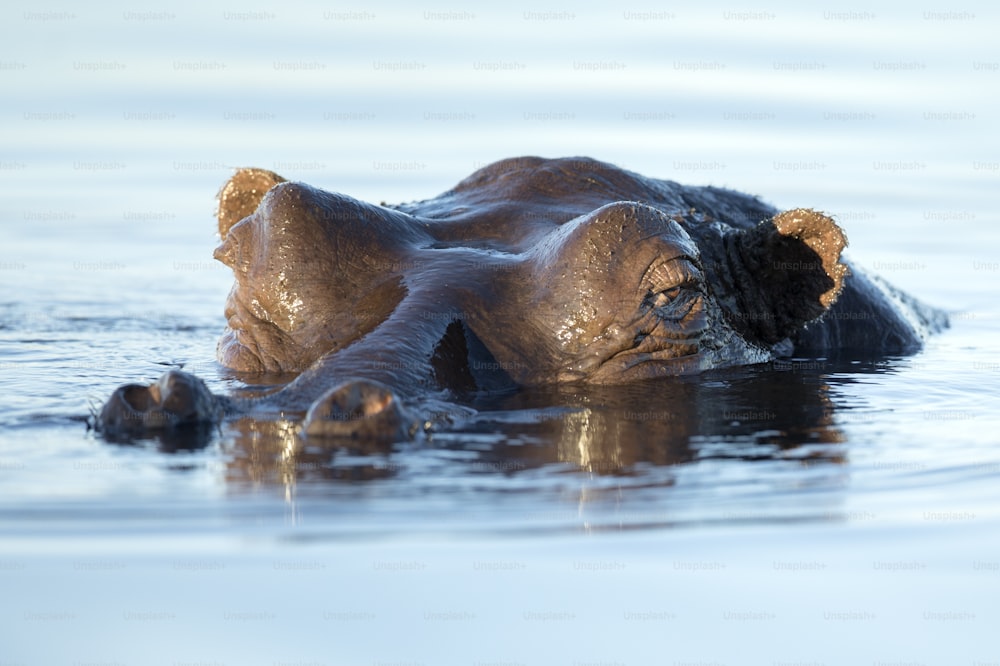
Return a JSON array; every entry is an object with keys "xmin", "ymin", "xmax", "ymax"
[{"xmin": 2, "ymin": 1, "xmax": 1000, "ymax": 663}]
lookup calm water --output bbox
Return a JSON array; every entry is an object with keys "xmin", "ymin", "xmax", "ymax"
[{"xmin": 2, "ymin": 1, "xmax": 1000, "ymax": 663}]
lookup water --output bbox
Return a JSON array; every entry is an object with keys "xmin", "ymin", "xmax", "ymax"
[{"xmin": 2, "ymin": 1, "xmax": 1000, "ymax": 663}]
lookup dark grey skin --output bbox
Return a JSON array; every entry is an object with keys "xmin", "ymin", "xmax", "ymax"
[{"xmin": 98, "ymin": 156, "xmax": 947, "ymax": 440}]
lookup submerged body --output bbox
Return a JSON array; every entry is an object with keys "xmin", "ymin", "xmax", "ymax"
[{"xmin": 98, "ymin": 156, "xmax": 946, "ymax": 439}]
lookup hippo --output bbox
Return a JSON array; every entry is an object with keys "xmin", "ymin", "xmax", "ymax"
[{"xmin": 97, "ymin": 156, "xmax": 947, "ymax": 441}]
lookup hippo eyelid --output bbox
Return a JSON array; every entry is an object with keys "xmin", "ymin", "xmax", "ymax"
[{"xmin": 642, "ymin": 256, "xmax": 703, "ymax": 293}]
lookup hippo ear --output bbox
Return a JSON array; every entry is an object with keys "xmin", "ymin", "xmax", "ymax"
[
  {"xmin": 216, "ymin": 168, "xmax": 287, "ymax": 237},
  {"xmin": 705, "ymin": 208, "xmax": 848, "ymax": 346}
]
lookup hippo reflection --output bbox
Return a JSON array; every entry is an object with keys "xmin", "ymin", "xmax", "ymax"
[
  {"xmin": 218, "ymin": 361, "xmax": 852, "ymax": 493},
  {"xmin": 98, "ymin": 156, "xmax": 946, "ymax": 440}
]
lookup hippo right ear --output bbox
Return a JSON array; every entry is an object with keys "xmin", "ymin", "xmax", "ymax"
[
  {"xmin": 702, "ymin": 208, "xmax": 848, "ymax": 346},
  {"xmin": 216, "ymin": 168, "xmax": 287, "ymax": 237}
]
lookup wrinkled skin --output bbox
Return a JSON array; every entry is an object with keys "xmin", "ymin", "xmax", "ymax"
[{"xmin": 98, "ymin": 156, "xmax": 947, "ymax": 441}]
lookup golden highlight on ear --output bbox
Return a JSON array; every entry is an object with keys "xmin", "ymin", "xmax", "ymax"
[
  {"xmin": 216, "ymin": 167, "xmax": 287, "ymax": 237},
  {"xmin": 772, "ymin": 208, "xmax": 849, "ymax": 309}
]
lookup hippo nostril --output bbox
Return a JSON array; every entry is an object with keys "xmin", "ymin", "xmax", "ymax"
[
  {"xmin": 315, "ymin": 382, "xmax": 393, "ymax": 420},
  {"xmin": 121, "ymin": 384, "xmax": 156, "ymax": 412},
  {"xmin": 302, "ymin": 380, "xmax": 410, "ymax": 441},
  {"xmin": 158, "ymin": 373, "xmax": 195, "ymax": 416},
  {"xmin": 98, "ymin": 383, "xmax": 160, "ymax": 433}
]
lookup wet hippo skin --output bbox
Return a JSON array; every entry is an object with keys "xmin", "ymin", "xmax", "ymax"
[{"xmin": 98, "ymin": 156, "xmax": 947, "ymax": 440}]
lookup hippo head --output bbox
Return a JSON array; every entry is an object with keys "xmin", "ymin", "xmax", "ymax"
[
  {"xmin": 98, "ymin": 158, "xmax": 871, "ymax": 441},
  {"xmin": 210, "ymin": 163, "xmax": 848, "ymax": 389}
]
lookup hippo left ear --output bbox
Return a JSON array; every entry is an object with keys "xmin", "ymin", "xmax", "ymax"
[
  {"xmin": 702, "ymin": 208, "xmax": 848, "ymax": 346},
  {"xmin": 216, "ymin": 168, "xmax": 287, "ymax": 237}
]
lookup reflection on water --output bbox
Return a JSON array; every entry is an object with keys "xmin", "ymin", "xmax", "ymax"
[
  {"xmin": 58, "ymin": 325, "xmax": 1000, "ymax": 539},
  {"xmin": 221, "ymin": 360, "xmax": 849, "ymax": 478},
  {"xmin": 85, "ymin": 358, "xmax": 878, "ymax": 533}
]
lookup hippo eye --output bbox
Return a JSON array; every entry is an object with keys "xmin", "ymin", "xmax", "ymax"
[
  {"xmin": 642, "ymin": 258, "xmax": 703, "ymax": 321},
  {"xmin": 646, "ymin": 282, "xmax": 700, "ymax": 321},
  {"xmin": 652, "ymin": 286, "xmax": 683, "ymax": 307}
]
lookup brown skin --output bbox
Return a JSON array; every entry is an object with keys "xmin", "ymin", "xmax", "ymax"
[
  {"xmin": 98, "ymin": 156, "xmax": 946, "ymax": 441},
  {"xmin": 213, "ymin": 182, "xmax": 421, "ymax": 374},
  {"xmin": 462, "ymin": 202, "xmax": 724, "ymax": 384}
]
